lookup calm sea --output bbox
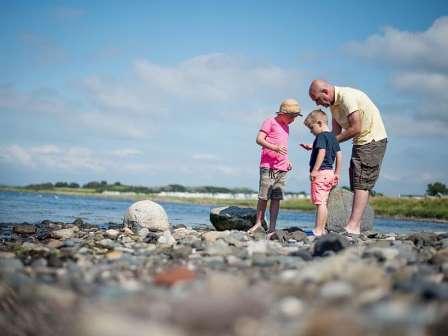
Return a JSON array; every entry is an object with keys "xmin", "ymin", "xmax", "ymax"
[{"xmin": 0, "ymin": 191, "xmax": 446, "ymax": 234}]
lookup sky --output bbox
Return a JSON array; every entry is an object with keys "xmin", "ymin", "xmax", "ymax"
[{"xmin": 0, "ymin": 0, "xmax": 447, "ymax": 196}]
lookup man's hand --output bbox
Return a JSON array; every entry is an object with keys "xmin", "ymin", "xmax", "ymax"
[{"xmin": 300, "ymin": 143, "xmax": 312, "ymax": 151}]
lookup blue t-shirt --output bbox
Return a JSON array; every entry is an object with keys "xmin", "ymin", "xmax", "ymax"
[{"xmin": 309, "ymin": 131, "xmax": 341, "ymax": 172}]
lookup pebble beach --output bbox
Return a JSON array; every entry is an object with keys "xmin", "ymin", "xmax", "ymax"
[{"xmin": 1, "ymin": 220, "xmax": 447, "ymax": 336}]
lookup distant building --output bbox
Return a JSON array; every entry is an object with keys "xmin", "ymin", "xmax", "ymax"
[{"xmin": 398, "ymin": 194, "xmax": 425, "ymax": 199}]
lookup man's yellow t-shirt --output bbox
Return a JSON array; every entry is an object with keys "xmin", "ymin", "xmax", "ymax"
[{"xmin": 330, "ymin": 86, "xmax": 387, "ymax": 145}]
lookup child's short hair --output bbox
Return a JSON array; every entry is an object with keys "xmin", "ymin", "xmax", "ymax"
[{"xmin": 304, "ymin": 109, "xmax": 328, "ymax": 128}]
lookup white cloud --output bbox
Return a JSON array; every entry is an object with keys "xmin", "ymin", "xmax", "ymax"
[
  {"xmin": 134, "ymin": 53, "xmax": 301, "ymax": 102},
  {"xmin": 383, "ymin": 114, "xmax": 448, "ymax": 136},
  {"xmin": 110, "ymin": 148, "xmax": 143, "ymax": 158},
  {"xmin": 392, "ymin": 72, "xmax": 448, "ymax": 97},
  {"xmin": 0, "ymin": 145, "xmax": 34, "ymax": 167},
  {"xmin": 78, "ymin": 112, "xmax": 148, "ymax": 139},
  {"xmin": 346, "ymin": 16, "xmax": 448, "ymax": 128},
  {"xmin": 346, "ymin": 16, "xmax": 448, "ymax": 72},
  {"xmin": 1, "ymin": 54, "xmax": 304, "ymax": 143},
  {"xmin": 82, "ymin": 76, "xmax": 149, "ymax": 114},
  {"xmin": 192, "ymin": 153, "xmax": 219, "ymax": 161},
  {"xmin": 0, "ymin": 145, "xmax": 103, "ymax": 172},
  {"xmin": 0, "ymin": 85, "xmax": 73, "ymax": 116},
  {"xmin": 30, "ymin": 144, "xmax": 61, "ymax": 155}
]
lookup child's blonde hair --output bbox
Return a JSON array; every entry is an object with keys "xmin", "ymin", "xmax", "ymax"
[{"xmin": 304, "ymin": 109, "xmax": 328, "ymax": 128}]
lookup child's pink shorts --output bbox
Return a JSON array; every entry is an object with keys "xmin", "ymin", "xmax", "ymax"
[{"xmin": 311, "ymin": 170, "xmax": 337, "ymax": 205}]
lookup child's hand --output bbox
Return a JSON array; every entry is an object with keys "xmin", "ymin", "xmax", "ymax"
[
  {"xmin": 333, "ymin": 174, "xmax": 340, "ymax": 186},
  {"xmin": 287, "ymin": 161, "xmax": 292, "ymax": 171},
  {"xmin": 300, "ymin": 143, "xmax": 312, "ymax": 151},
  {"xmin": 274, "ymin": 144, "xmax": 288, "ymax": 155},
  {"xmin": 310, "ymin": 170, "xmax": 319, "ymax": 181}
]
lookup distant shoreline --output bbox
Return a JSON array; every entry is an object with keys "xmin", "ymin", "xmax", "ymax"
[{"xmin": 1, "ymin": 187, "xmax": 447, "ymax": 224}]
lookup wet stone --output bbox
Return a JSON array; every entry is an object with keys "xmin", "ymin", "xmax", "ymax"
[
  {"xmin": 13, "ymin": 224, "xmax": 37, "ymax": 234},
  {"xmin": 312, "ymin": 233, "xmax": 350, "ymax": 257}
]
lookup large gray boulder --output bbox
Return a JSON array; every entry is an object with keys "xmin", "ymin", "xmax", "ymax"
[
  {"xmin": 123, "ymin": 200, "xmax": 171, "ymax": 232},
  {"xmin": 326, "ymin": 188, "xmax": 374, "ymax": 232},
  {"xmin": 210, "ymin": 206, "xmax": 267, "ymax": 231}
]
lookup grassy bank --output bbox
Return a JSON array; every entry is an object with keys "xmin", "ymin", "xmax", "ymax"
[
  {"xmin": 370, "ymin": 197, "xmax": 448, "ymax": 221},
  {"xmin": 2, "ymin": 186, "xmax": 447, "ymax": 222}
]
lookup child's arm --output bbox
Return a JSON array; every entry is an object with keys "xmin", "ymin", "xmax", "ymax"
[
  {"xmin": 310, "ymin": 148, "xmax": 326, "ymax": 180},
  {"xmin": 256, "ymin": 131, "xmax": 287, "ymax": 155},
  {"xmin": 334, "ymin": 151, "xmax": 342, "ymax": 185},
  {"xmin": 299, "ymin": 143, "xmax": 313, "ymax": 151}
]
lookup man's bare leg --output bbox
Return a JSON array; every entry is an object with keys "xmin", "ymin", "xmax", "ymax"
[
  {"xmin": 248, "ymin": 199, "xmax": 268, "ymax": 233},
  {"xmin": 314, "ymin": 204, "xmax": 328, "ymax": 236},
  {"xmin": 345, "ymin": 189, "xmax": 369, "ymax": 234}
]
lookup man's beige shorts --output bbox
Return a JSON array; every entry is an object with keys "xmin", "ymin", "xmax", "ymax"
[
  {"xmin": 258, "ymin": 168, "xmax": 287, "ymax": 200},
  {"xmin": 350, "ymin": 138, "xmax": 387, "ymax": 191}
]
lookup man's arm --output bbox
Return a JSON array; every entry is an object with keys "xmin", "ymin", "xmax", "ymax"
[
  {"xmin": 332, "ymin": 118, "xmax": 342, "ymax": 136},
  {"xmin": 335, "ymin": 111, "xmax": 362, "ymax": 143},
  {"xmin": 256, "ymin": 131, "xmax": 287, "ymax": 155},
  {"xmin": 310, "ymin": 148, "xmax": 326, "ymax": 180}
]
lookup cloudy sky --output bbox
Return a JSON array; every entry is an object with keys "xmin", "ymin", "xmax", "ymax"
[{"xmin": 1, "ymin": 0, "xmax": 447, "ymax": 195}]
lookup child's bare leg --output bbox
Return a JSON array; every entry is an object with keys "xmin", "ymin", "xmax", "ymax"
[
  {"xmin": 248, "ymin": 199, "xmax": 268, "ymax": 233},
  {"xmin": 314, "ymin": 204, "xmax": 328, "ymax": 236},
  {"xmin": 268, "ymin": 199, "xmax": 280, "ymax": 232}
]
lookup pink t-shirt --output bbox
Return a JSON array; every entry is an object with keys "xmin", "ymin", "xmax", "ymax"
[{"xmin": 259, "ymin": 116, "xmax": 290, "ymax": 171}]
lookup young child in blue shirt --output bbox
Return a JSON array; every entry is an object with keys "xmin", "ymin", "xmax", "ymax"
[{"xmin": 301, "ymin": 109, "xmax": 342, "ymax": 236}]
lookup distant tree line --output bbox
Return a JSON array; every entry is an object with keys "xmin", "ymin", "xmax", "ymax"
[
  {"xmin": 426, "ymin": 182, "xmax": 448, "ymax": 196},
  {"xmin": 23, "ymin": 181, "xmax": 263, "ymax": 194}
]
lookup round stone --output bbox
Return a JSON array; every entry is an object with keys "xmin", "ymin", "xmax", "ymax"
[{"xmin": 123, "ymin": 200, "xmax": 171, "ymax": 232}]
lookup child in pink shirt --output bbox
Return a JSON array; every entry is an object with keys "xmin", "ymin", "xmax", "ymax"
[{"xmin": 248, "ymin": 99, "xmax": 302, "ymax": 238}]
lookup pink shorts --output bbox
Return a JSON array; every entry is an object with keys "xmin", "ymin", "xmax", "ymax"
[{"xmin": 311, "ymin": 170, "xmax": 337, "ymax": 205}]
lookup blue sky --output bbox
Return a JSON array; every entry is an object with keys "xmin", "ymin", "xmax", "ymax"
[{"xmin": 1, "ymin": 0, "xmax": 447, "ymax": 195}]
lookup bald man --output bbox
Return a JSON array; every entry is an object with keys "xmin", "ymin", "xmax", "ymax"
[{"xmin": 308, "ymin": 80, "xmax": 387, "ymax": 234}]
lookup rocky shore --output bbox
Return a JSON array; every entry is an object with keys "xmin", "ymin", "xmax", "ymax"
[{"xmin": 1, "ymin": 220, "xmax": 447, "ymax": 336}]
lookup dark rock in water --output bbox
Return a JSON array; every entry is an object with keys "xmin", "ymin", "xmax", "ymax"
[
  {"xmin": 39, "ymin": 219, "xmax": 52, "ymax": 227},
  {"xmin": 13, "ymin": 224, "xmax": 37, "ymax": 234},
  {"xmin": 37, "ymin": 229, "xmax": 50, "ymax": 240},
  {"xmin": 72, "ymin": 218, "xmax": 84, "ymax": 226},
  {"xmin": 209, "ymin": 206, "xmax": 267, "ymax": 231},
  {"xmin": 405, "ymin": 232, "xmax": 440, "ymax": 248},
  {"xmin": 326, "ymin": 188, "xmax": 374, "ymax": 232},
  {"xmin": 313, "ymin": 233, "xmax": 350, "ymax": 257},
  {"xmin": 107, "ymin": 222, "xmax": 123, "ymax": 230},
  {"xmin": 173, "ymin": 224, "xmax": 188, "ymax": 230}
]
